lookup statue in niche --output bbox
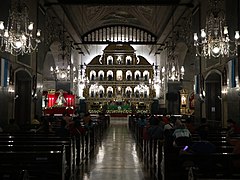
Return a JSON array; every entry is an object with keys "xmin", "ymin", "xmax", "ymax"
[
  {"xmin": 117, "ymin": 56, "xmax": 122, "ymax": 64},
  {"xmin": 136, "ymin": 74, "xmax": 140, "ymax": 81}
]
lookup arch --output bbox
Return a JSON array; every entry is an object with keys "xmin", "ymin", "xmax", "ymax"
[
  {"xmin": 126, "ymin": 56, "xmax": 132, "ymax": 65},
  {"xmin": 107, "ymin": 70, "xmax": 114, "ymax": 81},
  {"xmin": 107, "ymin": 56, "xmax": 113, "ymax": 65},
  {"xmin": 98, "ymin": 70, "xmax": 105, "ymax": 80},
  {"xmin": 15, "ymin": 70, "xmax": 32, "ymax": 125},
  {"xmin": 82, "ymin": 25, "xmax": 157, "ymax": 44},
  {"xmin": 107, "ymin": 86, "xmax": 113, "ymax": 98},
  {"xmin": 126, "ymin": 70, "xmax": 132, "ymax": 81},
  {"xmin": 143, "ymin": 70, "xmax": 149, "ymax": 81},
  {"xmin": 98, "ymin": 85, "xmax": 105, "ymax": 98},
  {"xmin": 90, "ymin": 70, "xmax": 97, "ymax": 81},
  {"xmin": 125, "ymin": 86, "xmax": 132, "ymax": 98},
  {"xmin": 134, "ymin": 70, "xmax": 141, "ymax": 81},
  {"xmin": 205, "ymin": 70, "xmax": 222, "ymax": 126}
]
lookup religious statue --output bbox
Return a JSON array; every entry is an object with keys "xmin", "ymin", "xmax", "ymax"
[{"xmin": 55, "ymin": 91, "xmax": 66, "ymax": 106}]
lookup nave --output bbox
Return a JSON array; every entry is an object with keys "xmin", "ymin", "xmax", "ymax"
[{"xmin": 79, "ymin": 118, "xmax": 151, "ymax": 180}]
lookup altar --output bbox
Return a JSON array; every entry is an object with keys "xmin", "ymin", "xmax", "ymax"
[{"xmin": 43, "ymin": 90, "xmax": 76, "ymax": 115}]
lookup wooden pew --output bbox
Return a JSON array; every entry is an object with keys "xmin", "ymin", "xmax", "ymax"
[
  {"xmin": 0, "ymin": 135, "xmax": 76, "ymax": 180},
  {"xmin": 179, "ymin": 153, "xmax": 240, "ymax": 179},
  {"xmin": 0, "ymin": 145, "xmax": 67, "ymax": 180}
]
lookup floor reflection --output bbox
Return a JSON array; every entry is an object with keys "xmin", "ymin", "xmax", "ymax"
[{"xmin": 79, "ymin": 118, "xmax": 150, "ymax": 180}]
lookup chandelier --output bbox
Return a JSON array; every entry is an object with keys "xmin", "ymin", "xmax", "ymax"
[
  {"xmin": 50, "ymin": 24, "xmax": 72, "ymax": 81},
  {"xmin": 193, "ymin": 0, "xmax": 239, "ymax": 59},
  {"xmin": 161, "ymin": 6, "xmax": 184, "ymax": 82},
  {"xmin": 164, "ymin": 45, "xmax": 184, "ymax": 81},
  {"xmin": 72, "ymin": 52, "xmax": 87, "ymax": 86},
  {"xmin": 0, "ymin": 0, "xmax": 41, "ymax": 56},
  {"xmin": 50, "ymin": 44, "xmax": 71, "ymax": 80}
]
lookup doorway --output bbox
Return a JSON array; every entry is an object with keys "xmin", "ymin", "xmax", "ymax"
[
  {"xmin": 205, "ymin": 72, "xmax": 222, "ymax": 127},
  {"xmin": 15, "ymin": 70, "xmax": 32, "ymax": 126}
]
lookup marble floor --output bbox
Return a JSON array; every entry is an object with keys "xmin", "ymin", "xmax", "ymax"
[{"xmin": 79, "ymin": 117, "xmax": 151, "ymax": 180}]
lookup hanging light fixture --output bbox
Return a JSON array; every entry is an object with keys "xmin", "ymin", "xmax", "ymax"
[
  {"xmin": 73, "ymin": 52, "xmax": 87, "ymax": 87},
  {"xmin": 165, "ymin": 44, "xmax": 184, "ymax": 81},
  {"xmin": 50, "ymin": 44, "xmax": 71, "ymax": 81},
  {"xmin": 162, "ymin": 6, "xmax": 184, "ymax": 82},
  {"xmin": 0, "ymin": 0, "xmax": 41, "ymax": 56},
  {"xmin": 50, "ymin": 16, "xmax": 71, "ymax": 81},
  {"xmin": 193, "ymin": 0, "xmax": 239, "ymax": 59}
]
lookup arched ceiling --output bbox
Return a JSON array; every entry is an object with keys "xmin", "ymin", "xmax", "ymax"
[
  {"xmin": 43, "ymin": 0, "xmax": 196, "ymax": 50},
  {"xmin": 42, "ymin": 0, "xmax": 197, "ymax": 70}
]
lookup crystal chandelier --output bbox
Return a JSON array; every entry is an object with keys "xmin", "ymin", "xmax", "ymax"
[
  {"xmin": 50, "ymin": 45, "xmax": 71, "ymax": 81},
  {"xmin": 72, "ymin": 52, "xmax": 87, "ymax": 86},
  {"xmin": 164, "ymin": 45, "xmax": 184, "ymax": 81},
  {"xmin": 162, "ymin": 7, "xmax": 184, "ymax": 82},
  {"xmin": 50, "ymin": 26, "xmax": 72, "ymax": 81},
  {"xmin": 193, "ymin": 0, "xmax": 239, "ymax": 59},
  {"xmin": 0, "ymin": 0, "xmax": 41, "ymax": 56}
]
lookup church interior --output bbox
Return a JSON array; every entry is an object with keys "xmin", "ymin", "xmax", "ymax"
[{"xmin": 0, "ymin": 0, "xmax": 240, "ymax": 179}]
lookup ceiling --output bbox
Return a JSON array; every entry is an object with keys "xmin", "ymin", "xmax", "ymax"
[
  {"xmin": 44, "ymin": 0, "xmax": 196, "ymax": 50},
  {"xmin": 42, "ymin": 0, "xmax": 197, "ymax": 74}
]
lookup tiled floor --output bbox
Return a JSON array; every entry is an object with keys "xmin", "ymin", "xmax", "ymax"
[{"xmin": 79, "ymin": 117, "xmax": 151, "ymax": 180}]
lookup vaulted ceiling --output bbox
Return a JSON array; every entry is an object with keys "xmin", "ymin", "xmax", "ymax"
[{"xmin": 43, "ymin": 0, "xmax": 196, "ymax": 55}]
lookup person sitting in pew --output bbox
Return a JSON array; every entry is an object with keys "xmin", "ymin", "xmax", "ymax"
[
  {"xmin": 56, "ymin": 113, "xmax": 73, "ymax": 137},
  {"xmin": 172, "ymin": 119, "xmax": 191, "ymax": 147},
  {"xmin": 227, "ymin": 119, "xmax": 240, "ymax": 136},
  {"xmin": 183, "ymin": 135, "xmax": 216, "ymax": 155},
  {"xmin": 227, "ymin": 137, "xmax": 240, "ymax": 169},
  {"xmin": 196, "ymin": 118, "xmax": 209, "ymax": 140}
]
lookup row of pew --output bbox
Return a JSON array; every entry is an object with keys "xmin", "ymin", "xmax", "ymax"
[
  {"xmin": 0, "ymin": 115, "xmax": 110, "ymax": 180},
  {"xmin": 129, "ymin": 116, "xmax": 240, "ymax": 180}
]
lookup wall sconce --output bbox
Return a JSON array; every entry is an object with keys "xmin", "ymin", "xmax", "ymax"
[
  {"xmin": 8, "ymin": 85, "xmax": 15, "ymax": 93},
  {"xmin": 221, "ymin": 87, "xmax": 228, "ymax": 95},
  {"xmin": 199, "ymin": 90, "xmax": 206, "ymax": 102}
]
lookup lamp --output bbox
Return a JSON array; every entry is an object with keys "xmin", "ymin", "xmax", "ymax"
[
  {"xmin": 193, "ymin": 0, "xmax": 239, "ymax": 58},
  {"xmin": 0, "ymin": 0, "xmax": 41, "ymax": 56}
]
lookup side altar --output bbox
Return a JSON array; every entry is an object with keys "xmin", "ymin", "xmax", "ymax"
[{"xmin": 42, "ymin": 89, "xmax": 76, "ymax": 115}]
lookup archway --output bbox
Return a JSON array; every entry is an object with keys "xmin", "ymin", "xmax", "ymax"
[
  {"xmin": 205, "ymin": 72, "xmax": 222, "ymax": 127},
  {"xmin": 15, "ymin": 70, "xmax": 32, "ymax": 126}
]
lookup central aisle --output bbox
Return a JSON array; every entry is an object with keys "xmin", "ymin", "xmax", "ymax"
[{"xmin": 81, "ymin": 118, "xmax": 151, "ymax": 180}]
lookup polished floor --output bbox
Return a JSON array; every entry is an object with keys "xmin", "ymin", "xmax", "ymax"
[{"xmin": 80, "ymin": 117, "xmax": 151, "ymax": 180}]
